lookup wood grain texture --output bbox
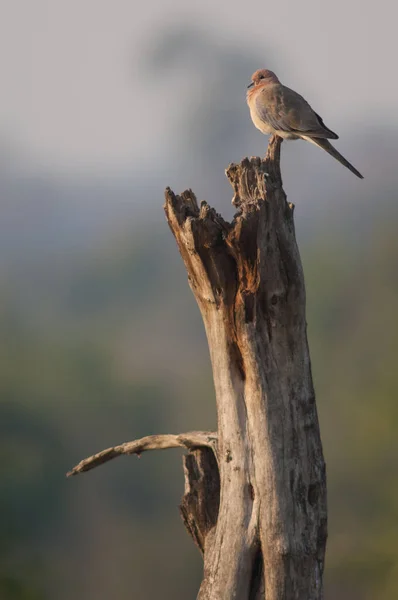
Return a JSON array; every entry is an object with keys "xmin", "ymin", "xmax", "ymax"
[
  {"xmin": 67, "ymin": 431, "xmax": 218, "ymax": 477},
  {"xmin": 164, "ymin": 135, "xmax": 327, "ymax": 599},
  {"xmin": 180, "ymin": 448, "xmax": 220, "ymax": 554},
  {"xmin": 67, "ymin": 135, "xmax": 326, "ymax": 599}
]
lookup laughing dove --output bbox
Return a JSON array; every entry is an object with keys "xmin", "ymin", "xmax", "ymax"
[{"xmin": 247, "ymin": 69, "xmax": 363, "ymax": 179}]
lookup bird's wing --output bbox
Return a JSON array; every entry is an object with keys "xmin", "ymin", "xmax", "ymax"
[{"xmin": 256, "ymin": 84, "xmax": 338, "ymax": 139}]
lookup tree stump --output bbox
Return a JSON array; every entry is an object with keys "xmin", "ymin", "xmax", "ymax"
[{"xmin": 68, "ymin": 135, "xmax": 327, "ymax": 600}]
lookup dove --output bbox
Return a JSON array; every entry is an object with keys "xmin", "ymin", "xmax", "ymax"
[{"xmin": 247, "ymin": 69, "xmax": 363, "ymax": 179}]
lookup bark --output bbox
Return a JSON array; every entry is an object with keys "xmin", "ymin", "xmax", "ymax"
[
  {"xmin": 164, "ymin": 136, "xmax": 327, "ymax": 599},
  {"xmin": 179, "ymin": 448, "xmax": 220, "ymax": 555},
  {"xmin": 68, "ymin": 135, "xmax": 327, "ymax": 599}
]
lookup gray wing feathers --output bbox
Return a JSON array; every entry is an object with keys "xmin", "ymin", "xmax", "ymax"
[{"xmin": 255, "ymin": 85, "xmax": 338, "ymax": 139}]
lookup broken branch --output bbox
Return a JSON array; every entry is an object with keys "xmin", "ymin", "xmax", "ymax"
[{"xmin": 66, "ymin": 431, "xmax": 218, "ymax": 477}]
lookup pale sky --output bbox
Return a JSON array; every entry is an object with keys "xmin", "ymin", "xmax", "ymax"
[{"xmin": 1, "ymin": 0, "xmax": 397, "ymax": 171}]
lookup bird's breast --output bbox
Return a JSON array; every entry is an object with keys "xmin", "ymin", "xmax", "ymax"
[{"xmin": 249, "ymin": 105, "xmax": 274, "ymax": 135}]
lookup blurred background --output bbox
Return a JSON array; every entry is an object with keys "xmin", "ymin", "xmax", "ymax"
[{"xmin": 1, "ymin": 1, "xmax": 397, "ymax": 598}]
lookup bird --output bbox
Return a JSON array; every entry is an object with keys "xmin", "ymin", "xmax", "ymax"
[{"xmin": 247, "ymin": 69, "xmax": 363, "ymax": 179}]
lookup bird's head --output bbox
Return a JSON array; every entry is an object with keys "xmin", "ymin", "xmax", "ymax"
[{"xmin": 247, "ymin": 69, "xmax": 280, "ymax": 89}]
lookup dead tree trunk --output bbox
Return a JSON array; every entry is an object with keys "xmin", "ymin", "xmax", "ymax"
[{"xmin": 68, "ymin": 136, "xmax": 327, "ymax": 600}]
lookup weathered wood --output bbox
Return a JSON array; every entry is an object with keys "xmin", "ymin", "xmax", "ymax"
[
  {"xmin": 164, "ymin": 135, "xmax": 327, "ymax": 599},
  {"xmin": 67, "ymin": 431, "xmax": 217, "ymax": 477},
  {"xmin": 67, "ymin": 135, "xmax": 327, "ymax": 599},
  {"xmin": 179, "ymin": 448, "xmax": 220, "ymax": 554}
]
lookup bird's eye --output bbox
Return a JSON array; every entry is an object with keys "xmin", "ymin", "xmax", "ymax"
[{"xmin": 258, "ymin": 75, "xmax": 264, "ymax": 80}]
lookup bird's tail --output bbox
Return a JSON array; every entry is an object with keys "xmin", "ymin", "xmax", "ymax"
[{"xmin": 302, "ymin": 136, "xmax": 364, "ymax": 179}]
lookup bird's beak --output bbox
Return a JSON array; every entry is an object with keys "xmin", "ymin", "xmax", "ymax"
[{"xmin": 247, "ymin": 81, "xmax": 254, "ymax": 89}]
